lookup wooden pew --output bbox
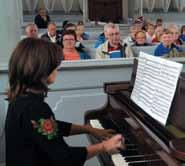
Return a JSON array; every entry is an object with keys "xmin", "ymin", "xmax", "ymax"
[{"xmin": 131, "ymin": 45, "xmax": 158, "ymax": 57}]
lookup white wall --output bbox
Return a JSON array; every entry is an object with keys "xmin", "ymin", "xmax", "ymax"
[{"xmin": 0, "ymin": 0, "xmax": 22, "ymax": 64}]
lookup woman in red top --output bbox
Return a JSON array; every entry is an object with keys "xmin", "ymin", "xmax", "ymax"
[{"xmin": 62, "ymin": 30, "xmax": 90, "ymax": 60}]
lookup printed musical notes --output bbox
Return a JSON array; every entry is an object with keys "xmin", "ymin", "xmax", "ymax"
[{"xmin": 131, "ymin": 52, "xmax": 183, "ymax": 125}]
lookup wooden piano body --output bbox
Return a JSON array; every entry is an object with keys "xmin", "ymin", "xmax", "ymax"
[{"xmin": 85, "ymin": 60, "xmax": 185, "ymax": 166}]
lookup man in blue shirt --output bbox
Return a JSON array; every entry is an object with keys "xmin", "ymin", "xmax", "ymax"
[{"xmin": 96, "ymin": 23, "xmax": 133, "ymax": 59}]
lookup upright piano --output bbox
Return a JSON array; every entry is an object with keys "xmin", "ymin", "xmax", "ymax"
[{"xmin": 85, "ymin": 59, "xmax": 185, "ymax": 166}]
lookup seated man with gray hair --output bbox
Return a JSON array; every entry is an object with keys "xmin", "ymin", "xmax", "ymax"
[
  {"xmin": 96, "ymin": 23, "xmax": 133, "ymax": 59},
  {"xmin": 25, "ymin": 23, "xmax": 38, "ymax": 38},
  {"xmin": 41, "ymin": 22, "xmax": 61, "ymax": 45}
]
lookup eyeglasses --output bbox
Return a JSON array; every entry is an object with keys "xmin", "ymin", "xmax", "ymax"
[
  {"xmin": 63, "ymin": 38, "xmax": 75, "ymax": 41},
  {"xmin": 108, "ymin": 32, "xmax": 120, "ymax": 37}
]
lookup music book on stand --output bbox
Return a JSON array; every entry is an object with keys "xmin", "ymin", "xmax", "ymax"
[{"xmin": 131, "ymin": 52, "xmax": 183, "ymax": 125}]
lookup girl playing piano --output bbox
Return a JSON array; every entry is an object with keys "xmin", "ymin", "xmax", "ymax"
[{"xmin": 5, "ymin": 38, "xmax": 124, "ymax": 166}]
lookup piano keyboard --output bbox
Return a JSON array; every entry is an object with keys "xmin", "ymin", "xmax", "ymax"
[{"xmin": 90, "ymin": 119, "xmax": 167, "ymax": 166}]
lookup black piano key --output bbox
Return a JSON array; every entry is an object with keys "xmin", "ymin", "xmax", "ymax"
[
  {"xmin": 128, "ymin": 159, "xmax": 167, "ymax": 166},
  {"xmin": 120, "ymin": 149, "xmax": 139, "ymax": 156},
  {"xmin": 126, "ymin": 144, "xmax": 138, "ymax": 150},
  {"xmin": 100, "ymin": 117, "xmax": 129, "ymax": 133},
  {"xmin": 100, "ymin": 118, "xmax": 134, "ymax": 136},
  {"xmin": 100, "ymin": 118, "xmax": 141, "ymax": 152},
  {"xmin": 125, "ymin": 154, "xmax": 159, "ymax": 162},
  {"xmin": 100, "ymin": 118, "xmax": 132, "ymax": 142},
  {"xmin": 100, "ymin": 118, "xmax": 117, "ymax": 130},
  {"xmin": 100, "ymin": 118, "xmax": 137, "ymax": 144},
  {"xmin": 125, "ymin": 138, "xmax": 132, "ymax": 144}
]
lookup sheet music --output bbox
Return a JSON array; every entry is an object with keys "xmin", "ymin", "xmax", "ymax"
[{"xmin": 131, "ymin": 52, "xmax": 183, "ymax": 125}]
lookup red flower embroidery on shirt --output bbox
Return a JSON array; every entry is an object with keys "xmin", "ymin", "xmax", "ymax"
[
  {"xmin": 31, "ymin": 116, "xmax": 58, "ymax": 140},
  {"xmin": 42, "ymin": 119, "xmax": 54, "ymax": 134}
]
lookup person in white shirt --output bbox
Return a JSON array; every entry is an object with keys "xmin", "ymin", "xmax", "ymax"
[{"xmin": 41, "ymin": 22, "xmax": 61, "ymax": 45}]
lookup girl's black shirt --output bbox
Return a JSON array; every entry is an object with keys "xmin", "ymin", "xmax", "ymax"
[{"xmin": 5, "ymin": 92, "xmax": 87, "ymax": 166}]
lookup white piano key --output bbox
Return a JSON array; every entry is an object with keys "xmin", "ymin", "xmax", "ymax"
[
  {"xmin": 111, "ymin": 154, "xmax": 127, "ymax": 166},
  {"xmin": 90, "ymin": 119, "xmax": 104, "ymax": 129}
]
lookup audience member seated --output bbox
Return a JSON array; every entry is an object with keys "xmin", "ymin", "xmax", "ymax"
[
  {"xmin": 133, "ymin": 31, "xmax": 151, "ymax": 46},
  {"xmin": 146, "ymin": 23, "xmax": 155, "ymax": 44},
  {"xmin": 96, "ymin": 23, "xmax": 133, "ymax": 59},
  {"xmin": 34, "ymin": 8, "xmax": 50, "ymax": 29},
  {"xmin": 179, "ymin": 25, "xmax": 185, "ymax": 44},
  {"xmin": 63, "ymin": 23, "xmax": 77, "ymax": 31},
  {"xmin": 57, "ymin": 20, "xmax": 69, "ymax": 35},
  {"xmin": 76, "ymin": 21, "xmax": 90, "ymax": 41},
  {"xmin": 142, "ymin": 19, "xmax": 152, "ymax": 31},
  {"xmin": 94, "ymin": 23, "xmax": 112, "ymax": 48},
  {"xmin": 62, "ymin": 30, "xmax": 90, "ymax": 60},
  {"xmin": 122, "ymin": 25, "xmax": 138, "ymax": 46},
  {"xmin": 152, "ymin": 26, "xmax": 164, "ymax": 43},
  {"xmin": 62, "ymin": 20, "xmax": 69, "ymax": 28},
  {"xmin": 133, "ymin": 16, "xmax": 144, "ymax": 31},
  {"xmin": 155, "ymin": 18, "xmax": 163, "ymax": 28},
  {"xmin": 168, "ymin": 24, "xmax": 183, "ymax": 45},
  {"xmin": 94, "ymin": 32, "xmax": 106, "ymax": 48},
  {"xmin": 154, "ymin": 29, "xmax": 182, "ymax": 57},
  {"xmin": 126, "ymin": 30, "xmax": 151, "ymax": 57},
  {"xmin": 41, "ymin": 22, "xmax": 61, "ymax": 45},
  {"xmin": 62, "ymin": 23, "xmax": 85, "ymax": 49},
  {"xmin": 25, "ymin": 23, "xmax": 38, "ymax": 38}
]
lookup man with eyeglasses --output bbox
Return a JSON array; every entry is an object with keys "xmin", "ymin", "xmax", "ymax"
[{"xmin": 96, "ymin": 23, "xmax": 132, "ymax": 59}]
